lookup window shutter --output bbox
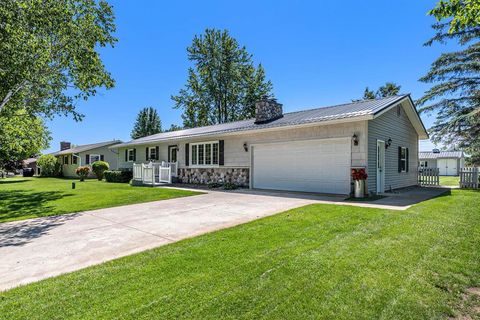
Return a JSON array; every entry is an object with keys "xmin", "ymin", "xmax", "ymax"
[
  {"xmin": 406, "ymin": 148, "xmax": 409, "ymax": 172},
  {"xmin": 168, "ymin": 146, "xmax": 171, "ymax": 162},
  {"xmin": 219, "ymin": 140, "xmax": 224, "ymax": 166},
  {"xmin": 125, "ymin": 149, "xmax": 128, "ymax": 162},
  {"xmin": 155, "ymin": 146, "xmax": 159, "ymax": 160},
  {"xmin": 86, "ymin": 154, "xmax": 90, "ymax": 165},
  {"xmin": 133, "ymin": 149, "xmax": 136, "ymax": 162},
  {"xmin": 185, "ymin": 143, "xmax": 189, "ymax": 166},
  {"xmin": 398, "ymin": 147, "xmax": 401, "ymax": 173},
  {"xmin": 145, "ymin": 147, "xmax": 149, "ymax": 161},
  {"xmin": 100, "ymin": 155, "xmax": 104, "ymax": 161}
]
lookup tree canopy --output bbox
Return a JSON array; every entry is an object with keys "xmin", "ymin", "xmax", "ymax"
[
  {"xmin": 418, "ymin": 0, "xmax": 479, "ymax": 161},
  {"xmin": 0, "ymin": 0, "xmax": 116, "ymax": 121},
  {"xmin": 359, "ymin": 82, "xmax": 402, "ymax": 100},
  {"xmin": 131, "ymin": 107, "xmax": 162, "ymax": 139},
  {"xmin": 172, "ymin": 29, "xmax": 273, "ymax": 128},
  {"xmin": 0, "ymin": 110, "xmax": 51, "ymax": 169}
]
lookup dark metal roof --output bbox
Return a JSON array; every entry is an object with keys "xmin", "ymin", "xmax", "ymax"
[
  {"xmin": 419, "ymin": 151, "xmax": 464, "ymax": 159},
  {"xmin": 52, "ymin": 140, "xmax": 121, "ymax": 156},
  {"xmin": 112, "ymin": 95, "xmax": 412, "ymax": 148}
]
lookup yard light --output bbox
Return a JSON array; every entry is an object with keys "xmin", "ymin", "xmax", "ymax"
[
  {"xmin": 72, "ymin": 182, "xmax": 76, "ymax": 189},
  {"xmin": 352, "ymin": 133, "xmax": 359, "ymax": 146},
  {"xmin": 243, "ymin": 142, "xmax": 248, "ymax": 152},
  {"xmin": 386, "ymin": 138, "xmax": 392, "ymax": 149}
]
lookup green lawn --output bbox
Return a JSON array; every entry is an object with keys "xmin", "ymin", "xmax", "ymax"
[
  {"xmin": 1, "ymin": 189, "xmax": 479, "ymax": 319},
  {"xmin": 440, "ymin": 175, "xmax": 460, "ymax": 186},
  {"xmin": 0, "ymin": 177, "xmax": 200, "ymax": 223}
]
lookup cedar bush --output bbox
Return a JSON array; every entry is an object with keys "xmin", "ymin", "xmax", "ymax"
[
  {"xmin": 75, "ymin": 166, "xmax": 90, "ymax": 181},
  {"xmin": 104, "ymin": 170, "xmax": 132, "ymax": 183},
  {"xmin": 91, "ymin": 161, "xmax": 109, "ymax": 180}
]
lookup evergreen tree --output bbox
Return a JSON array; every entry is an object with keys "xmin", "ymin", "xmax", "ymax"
[
  {"xmin": 377, "ymin": 82, "xmax": 401, "ymax": 98},
  {"xmin": 418, "ymin": 0, "xmax": 479, "ymax": 162},
  {"xmin": 363, "ymin": 87, "xmax": 376, "ymax": 100},
  {"xmin": 164, "ymin": 124, "xmax": 183, "ymax": 132},
  {"xmin": 172, "ymin": 29, "xmax": 273, "ymax": 128},
  {"xmin": 131, "ymin": 107, "xmax": 162, "ymax": 139}
]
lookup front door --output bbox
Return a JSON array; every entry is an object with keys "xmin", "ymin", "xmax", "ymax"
[
  {"xmin": 170, "ymin": 147, "xmax": 177, "ymax": 162},
  {"xmin": 376, "ymin": 140, "xmax": 385, "ymax": 193}
]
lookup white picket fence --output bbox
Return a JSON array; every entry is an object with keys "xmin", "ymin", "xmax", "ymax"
[
  {"xmin": 132, "ymin": 161, "xmax": 178, "ymax": 185},
  {"xmin": 460, "ymin": 167, "xmax": 479, "ymax": 189},
  {"xmin": 418, "ymin": 167, "xmax": 440, "ymax": 186}
]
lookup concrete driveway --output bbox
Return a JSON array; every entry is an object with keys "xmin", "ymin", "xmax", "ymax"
[
  {"xmin": 0, "ymin": 190, "xmax": 321, "ymax": 291},
  {"xmin": 0, "ymin": 186, "xmax": 448, "ymax": 291}
]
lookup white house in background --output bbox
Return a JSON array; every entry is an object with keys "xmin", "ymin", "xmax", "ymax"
[
  {"xmin": 110, "ymin": 95, "xmax": 428, "ymax": 195},
  {"xmin": 51, "ymin": 140, "xmax": 121, "ymax": 177},
  {"xmin": 419, "ymin": 150, "xmax": 466, "ymax": 176}
]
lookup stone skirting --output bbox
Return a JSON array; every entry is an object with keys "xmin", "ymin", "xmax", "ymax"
[{"xmin": 179, "ymin": 167, "xmax": 249, "ymax": 187}]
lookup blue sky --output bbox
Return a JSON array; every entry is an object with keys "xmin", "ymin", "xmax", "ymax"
[{"xmin": 44, "ymin": 0, "xmax": 457, "ymax": 153}]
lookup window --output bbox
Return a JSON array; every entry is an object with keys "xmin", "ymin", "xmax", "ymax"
[
  {"xmin": 89, "ymin": 154, "xmax": 101, "ymax": 163},
  {"xmin": 149, "ymin": 147, "xmax": 156, "ymax": 160},
  {"xmin": 400, "ymin": 147, "xmax": 407, "ymax": 172},
  {"xmin": 72, "ymin": 155, "xmax": 78, "ymax": 165},
  {"xmin": 63, "ymin": 156, "xmax": 69, "ymax": 165},
  {"xmin": 190, "ymin": 141, "xmax": 219, "ymax": 166},
  {"xmin": 128, "ymin": 149, "xmax": 135, "ymax": 162}
]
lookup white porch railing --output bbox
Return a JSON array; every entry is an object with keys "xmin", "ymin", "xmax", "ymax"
[
  {"xmin": 460, "ymin": 167, "xmax": 479, "ymax": 189},
  {"xmin": 418, "ymin": 167, "xmax": 440, "ymax": 186},
  {"xmin": 132, "ymin": 161, "xmax": 178, "ymax": 185}
]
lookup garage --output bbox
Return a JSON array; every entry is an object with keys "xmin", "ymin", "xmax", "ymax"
[
  {"xmin": 437, "ymin": 158, "xmax": 458, "ymax": 176},
  {"xmin": 252, "ymin": 138, "xmax": 351, "ymax": 194}
]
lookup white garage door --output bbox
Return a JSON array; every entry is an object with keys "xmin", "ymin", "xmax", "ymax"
[
  {"xmin": 437, "ymin": 159, "xmax": 457, "ymax": 176},
  {"xmin": 252, "ymin": 138, "xmax": 351, "ymax": 194}
]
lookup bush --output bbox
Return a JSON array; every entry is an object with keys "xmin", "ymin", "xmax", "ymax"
[
  {"xmin": 223, "ymin": 182, "xmax": 238, "ymax": 190},
  {"xmin": 75, "ymin": 166, "xmax": 90, "ymax": 181},
  {"xmin": 104, "ymin": 170, "xmax": 133, "ymax": 183},
  {"xmin": 207, "ymin": 182, "xmax": 223, "ymax": 189},
  {"xmin": 37, "ymin": 154, "xmax": 61, "ymax": 177},
  {"xmin": 91, "ymin": 161, "xmax": 109, "ymax": 180}
]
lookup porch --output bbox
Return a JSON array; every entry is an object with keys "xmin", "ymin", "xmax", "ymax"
[{"xmin": 132, "ymin": 161, "xmax": 178, "ymax": 186}]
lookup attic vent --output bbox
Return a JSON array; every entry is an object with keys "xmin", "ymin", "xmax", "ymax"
[
  {"xmin": 432, "ymin": 149, "xmax": 440, "ymax": 153},
  {"xmin": 396, "ymin": 105, "xmax": 401, "ymax": 117}
]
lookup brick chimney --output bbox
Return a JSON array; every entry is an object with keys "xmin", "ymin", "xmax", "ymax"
[
  {"xmin": 254, "ymin": 96, "xmax": 283, "ymax": 124},
  {"xmin": 60, "ymin": 141, "xmax": 71, "ymax": 151}
]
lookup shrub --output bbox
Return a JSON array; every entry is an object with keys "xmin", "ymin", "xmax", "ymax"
[
  {"xmin": 104, "ymin": 170, "xmax": 133, "ymax": 183},
  {"xmin": 37, "ymin": 154, "xmax": 61, "ymax": 177},
  {"xmin": 223, "ymin": 182, "xmax": 238, "ymax": 190},
  {"xmin": 91, "ymin": 161, "xmax": 109, "ymax": 180},
  {"xmin": 75, "ymin": 166, "xmax": 90, "ymax": 181},
  {"xmin": 207, "ymin": 181, "xmax": 223, "ymax": 189}
]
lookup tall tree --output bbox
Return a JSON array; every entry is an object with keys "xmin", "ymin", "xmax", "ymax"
[
  {"xmin": 358, "ymin": 82, "xmax": 402, "ymax": 101},
  {"xmin": 363, "ymin": 87, "xmax": 376, "ymax": 100},
  {"xmin": 172, "ymin": 29, "xmax": 273, "ymax": 128},
  {"xmin": 418, "ymin": 0, "xmax": 479, "ymax": 160},
  {"xmin": 0, "ymin": 0, "xmax": 116, "ymax": 121},
  {"xmin": 0, "ymin": 110, "xmax": 51, "ymax": 169},
  {"xmin": 131, "ymin": 107, "xmax": 162, "ymax": 139},
  {"xmin": 164, "ymin": 124, "xmax": 183, "ymax": 132}
]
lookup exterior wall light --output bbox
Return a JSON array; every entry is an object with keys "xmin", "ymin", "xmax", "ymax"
[
  {"xmin": 386, "ymin": 138, "xmax": 392, "ymax": 149},
  {"xmin": 243, "ymin": 142, "xmax": 248, "ymax": 152},
  {"xmin": 352, "ymin": 133, "xmax": 359, "ymax": 146}
]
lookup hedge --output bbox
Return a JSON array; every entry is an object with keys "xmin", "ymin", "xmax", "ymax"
[{"xmin": 104, "ymin": 170, "xmax": 133, "ymax": 183}]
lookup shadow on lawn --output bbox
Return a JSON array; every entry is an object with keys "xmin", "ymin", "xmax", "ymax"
[
  {"xmin": 0, "ymin": 179, "xmax": 29, "ymax": 185},
  {"xmin": 0, "ymin": 190, "xmax": 74, "ymax": 247}
]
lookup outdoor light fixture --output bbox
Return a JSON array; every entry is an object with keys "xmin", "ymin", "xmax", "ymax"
[
  {"xmin": 243, "ymin": 142, "xmax": 248, "ymax": 152},
  {"xmin": 386, "ymin": 138, "xmax": 392, "ymax": 149},
  {"xmin": 352, "ymin": 133, "xmax": 359, "ymax": 146}
]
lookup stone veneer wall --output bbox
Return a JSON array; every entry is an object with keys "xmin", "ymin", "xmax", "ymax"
[{"xmin": 179, "ymin": 168, "xmax": 249, "ymax": 187}]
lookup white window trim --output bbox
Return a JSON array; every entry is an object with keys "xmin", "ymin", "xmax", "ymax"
[
  {"xmin": 190, "ymin": 141, "xmax": 220, "ymax": 168},
  {"xmin": 149, "ymin": 147, "xmax": 157, "ymax": 160},
  {"xmin": 89, "ymin": 154, "xmax": 101, "ymax": 164},
  {"xmin": 127, "ymin": 149, "xmax": 135, "ymax": 162},
  {"xmin": 400, "ymin": 147, "xmax": 407, "ymax": 173}
]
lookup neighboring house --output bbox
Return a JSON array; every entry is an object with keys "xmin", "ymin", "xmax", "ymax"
[
  {"xmin": 419, "ymin": 150, "xmax": 465, "ymax": 176},
  {"xmin": 110, "ymin": 95, "xmax": 428, "ymax": 195},
  {"xmin": 51, "ymin": 140, "xmax": 121, "ymax": 177}
]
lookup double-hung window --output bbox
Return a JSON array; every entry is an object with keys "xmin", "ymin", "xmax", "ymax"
[
  {"xmin": 149, "ymin": 147, "xmax": 157, "ymax": 160},
  {"xmin": 190, "ymin": 141, "xmax": 219, "ymax": 166},
  {"xmin": 400, "ymin": 147, "xmax": 407, "ymax": 172},
  {"xmin": 128, "ymin": 149, "xmax": 135, "ymax": 162}
]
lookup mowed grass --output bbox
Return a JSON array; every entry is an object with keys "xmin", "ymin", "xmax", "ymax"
[
  {"xmin": 440, "ymin": 175, "xmax": 460, "ymax": 186},
  {"xmin": 0, "ymin": 177, "xmax": 200, "ymax": 223},
  {"xmin": 1, "ymin": 189, "xmax": 479, "ymax": 319}
]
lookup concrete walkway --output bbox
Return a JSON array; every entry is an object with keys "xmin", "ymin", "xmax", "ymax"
[{"xmin": 0, "ymin": 186, "xmax": 448, "ymax": 291}]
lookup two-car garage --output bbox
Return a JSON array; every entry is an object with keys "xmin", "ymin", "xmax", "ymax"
[{"xmin": 251, "ymin": 138, "xmax": 352, "ymax": 195}]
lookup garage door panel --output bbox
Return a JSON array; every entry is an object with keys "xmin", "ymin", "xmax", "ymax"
[{"xmin": 253, "ymin": 139, "xmax": 351, "ymax": 194}]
